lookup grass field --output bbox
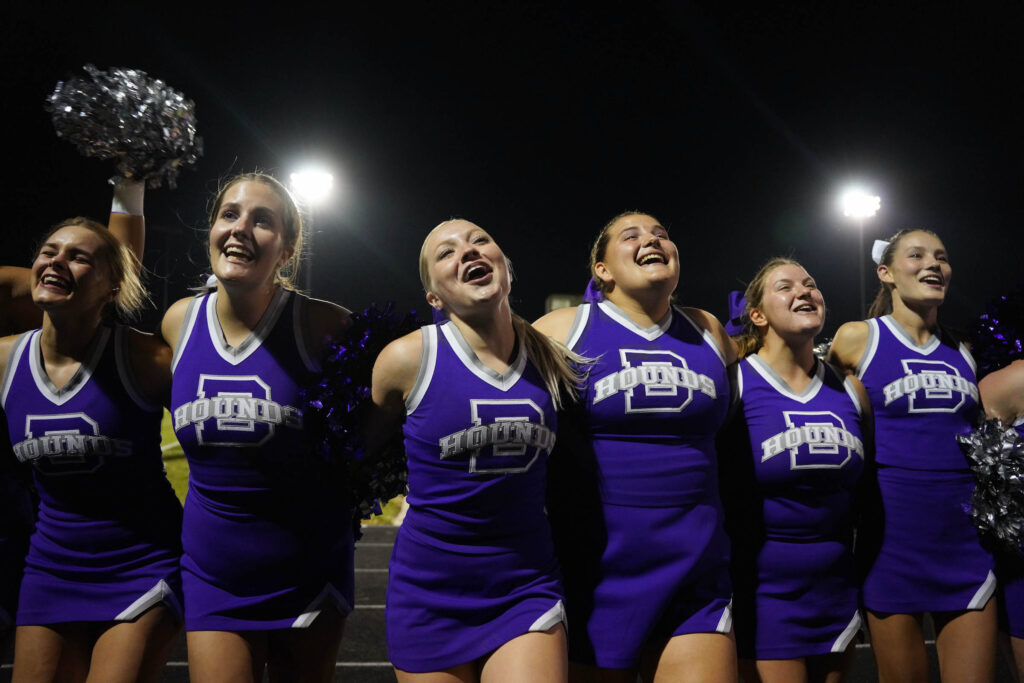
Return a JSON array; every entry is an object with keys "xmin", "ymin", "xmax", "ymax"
[{"xmin": 159, "ymin": 410, "xmax": 405, "ymax": 525}]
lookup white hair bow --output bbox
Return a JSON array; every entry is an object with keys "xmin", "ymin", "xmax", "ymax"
[{"xmin": 871, "ymin": 239, "xmax": 890, "ymax": 265}]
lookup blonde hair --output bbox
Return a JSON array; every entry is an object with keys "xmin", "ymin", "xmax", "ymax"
[
  {"xmin": 419, "ymin": 222, "xmax": 588, "ymax": 409},
  {"xmin": 208, "ymin": 172, "xmax": 304, "ymax": 290},
  {"xmin": 868, "ymin": 229, "xmax": 942, "ymax": 318},
  {"xmin": 38, "ymin": 217, "xmax": 149, "ymax": 320},
  {"xmin": 733, "ymin": 257, "xmax": 801, "ymax": 358}
]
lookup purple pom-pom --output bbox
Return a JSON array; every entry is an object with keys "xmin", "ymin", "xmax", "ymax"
[
  {"xmin": 45, "ymin": 64, "xmax": 202, "ymax": 189},
  {"xmin": 303, "ymin": 303, "xmax": 420, "ymax": 540}
]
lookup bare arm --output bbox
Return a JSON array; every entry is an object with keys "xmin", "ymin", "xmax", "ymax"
[
  {"xmin": 684, "ymin": 307, "xmax": 739, "ymax": 365},
  {"xmin": 979, "ymin": 359, "xmax": 1024, "ymax": 424},
  {"xmin": 0, "ymin": 267, "xmax": 41, "ymax": 336},
  {"xmin": 532, "ymin": 306, "xmax": 579, "ymax": 345},
  {"xmin": 107, "ymin": 181, "xmax": 146, "ymax": 267},
  {"xmin": 124, "ymin": 328, "xmax": 173, "ymax": 408},
  {"xmin": 366, "ymin": 331, "xmax": 422, "ymax": 453},
  {"xmin": 828, "ymin": 321, "xmax": 870, "ymax": 376}
]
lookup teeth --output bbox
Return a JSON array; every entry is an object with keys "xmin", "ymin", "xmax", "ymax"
[
  {"xmin": 638, "ymin": 254, "xmax": 665, "ymax": 265},
  {"xmin": 466, "ymin": 265, "xmax": 488, "ymax": 281}
]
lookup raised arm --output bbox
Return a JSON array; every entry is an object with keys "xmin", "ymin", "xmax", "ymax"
[{"xmin": 106, "ymin": 180, "xmax": 146, "ymax": 267}]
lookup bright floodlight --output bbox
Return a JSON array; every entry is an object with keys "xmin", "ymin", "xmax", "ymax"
[
  {"xmin": 840, "ymin": 189, "xmax": 881, "ymax": 220},
  {"xmin": 290, "ymin": 170, "xmax": 334, "ymax": 205}
]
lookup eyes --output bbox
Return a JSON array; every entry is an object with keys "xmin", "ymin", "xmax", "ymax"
[
  {"xmin": 905, "ymin": 250, "xmax": 949, "ymax": 263},
  {"xmin": 620, "ymin": 228, "xmax": 670, "ymax": 241},
  {"xmin": 774, "ymin": 280, "xmax": 817, "ymax": 292},
  {"xmin": 435, "ymin": 234, "xmax": 492, "ymax": 261},
  {"xmin": 37, "ymin": 247, "xmax": 94, "ymax": 265},
  {"xmin": 218, "ymin": 206, "xmax": 279, "ymax": 229}
]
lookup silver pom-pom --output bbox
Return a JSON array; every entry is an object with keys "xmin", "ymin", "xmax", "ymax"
[
  {"xmin": 45, "ymin": 64, "xmax": 202, "ymax": 188},
  {"xmin": 958, "ymin": 418, "xmax": 1024, "ymax": 556},
  {"xmin": 813, "ymin": 337, "xmax": 832, "ymax": 360}
]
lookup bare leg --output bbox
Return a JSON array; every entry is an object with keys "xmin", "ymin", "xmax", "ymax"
[
  {"xmin": 12, "ymin": 624, "xmax": 91, "ymax": 683},
  {"xmin": 1010, "ymin": 635, "xmax": 1024, "ymax": 682},
  {"xmin": 643, "ymin": 632, "xmax": 737, "ymax": 683},
  {"xmin": 481, "ymin": 623, "xmax": 567, "ymax": 683},
  {"xmin": 187, "ymin": 630, "xmax": 267, "ymax": 683},
  {"xmin": 865, "ymin": 611, "xmax": 928, "ymax": 683},
  {"xmin": 747, "ymin": 658, "xmax": 808, "ymax": 683},
  {"xmin": 395, "ymin": 663, "xmax": 478, "ymax": 683},
  {"xmin": 85, "ymin": 606, "xmax": 180, "ymax": 683},
  {"xmin": 806, "ymin": 648, "xmax": 856, "ymax": 683},
  {"xmin": 933, "ymin": 601, "xmax": 997, "ymax": 683},
  {"xmin": 267, "ymin": 609, "xmax": 346, "ymax": 683}
]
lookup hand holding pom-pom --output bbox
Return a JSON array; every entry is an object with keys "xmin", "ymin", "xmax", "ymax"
[{"xmin": 46, "ymin": 64, "xmax": 202, "ymax": 189}]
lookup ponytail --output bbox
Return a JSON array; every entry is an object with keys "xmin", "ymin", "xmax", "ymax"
[{"xmin": 511, "ymin": 312, "xmax": 590, "ymax": 410}]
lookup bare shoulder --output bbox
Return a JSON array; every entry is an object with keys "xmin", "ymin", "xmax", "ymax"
[
  {"xmin": 828, "ymin": 321, "xmax": 870, "ymax": 374},
  {"xmin": 123, "ymin": 327, "xmax": 173, "ymax": 406},
  {"xmin": 372, "ymin": 329, "xmax": 424, "ymax": 404},
  {"xmin": 0, "ymin": 266, "xmax": 41, "ymax": 336},
  {"xmin": 161, "ymin": 296, "xmax": 196, "ymax": 351},
  {"xmin": 979, "ymin": 359, "xmax": 1024, "ymax": 423},
  {"xmin": 683, "ymin": 306, "xmax": 738, "ymax": 365},
  {"xmin": 123, "ymin": 327, "xmax": 173, "ymax": 371},
  {"xmin": 532, "ymin": 306, "xmax": 579, "ymax": 344},
  {"xmin": 0, "ymin": 332, "xmax": 26, "ymax": 378},
  {"xmin": 305, "ymin": 296, "xmax": 353, "ymax": 351}
]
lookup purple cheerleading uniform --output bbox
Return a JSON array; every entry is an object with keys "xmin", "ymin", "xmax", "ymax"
[
  {"xmin": 550, "ymin": 301, "xmax": 732, "ymax": 669},
  {"xmin": 1, "ymin": 326, "xmax": 182, "ymax": 625},
  {"xmin": 171, "ymin": 289, "xmax": 353, "ymax": 631},
  {"xmin": 857, "ymin": 316, "xmax": 993, "ymax": 613},
  {"xmin": 0, "ymin": 421, "xmax": 35, "ymax": 630},
  {"xmin": 386, "ymin": 321, "xmax": 564, "ymax": 673},
  {"xmin": 726, "ymin": 355, "xmax": 864, "ymax": 659}
]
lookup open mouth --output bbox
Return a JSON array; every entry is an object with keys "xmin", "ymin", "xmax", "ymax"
[
  {"xmin": 637, "ymin": 252, "xmax": 667, "ymax": 266},
  {"xmin": 223, "ymin": 244, "xmax": 254, "ymax": 262},
  {"xmin": 39, "ymin": 273, "xmax": 71, "ymax": 293},
  {"xmin": 463, "ymin": 263, "xmax": 493, "ymax": 283},
  {"xmin": 793, "ymin": 303, "xmax": 818, "ymax": 313},
  {"xmin": 920, "ymin": 274, "xmax": 944, "ymax": 287}
]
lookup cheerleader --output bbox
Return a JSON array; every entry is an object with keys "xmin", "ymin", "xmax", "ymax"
[
  {"xmin": 722, "ymin": 258, "xmax": 867, "ymax": 683},
  {"xmin": 162, "ymin": 173, "xmax": 353, "ymax": 682},
  {"xmin": 372, "ymin": 219, "xmax": 583, "ymax": 681},
  {"xmin": 535, "ymin": 211, "xmax": 737, "ymax": 681},
  {"xmin": 0, "ymin": 216, "xmax": 182, "ymax": 683},
  {"xmin": 829, "ymin": 230, "xmax": 995, "ymax": 682}
]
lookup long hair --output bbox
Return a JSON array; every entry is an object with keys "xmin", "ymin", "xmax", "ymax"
[
  {"xmin": 419, "ymin": 221, "xmax": 588, "ymax": 409},
  {"xmin": 733, "ymin": 257, "xmax": 802, "ymax": 359},
  {"xmin": 208, "ymin": 172, "xmax": 304, "ymax": 290},
  {"xmin": 867, "ymin": 229, "xmax": 941, "ymax": 318},
  {"xmin": 37, "ymin": 217, "xmax": 149, "ymax": 321}
]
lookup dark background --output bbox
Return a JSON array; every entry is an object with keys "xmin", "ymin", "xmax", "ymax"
[{"xmin": 3, "ymin": 2, "xmax": 1022, "ymax": 335}]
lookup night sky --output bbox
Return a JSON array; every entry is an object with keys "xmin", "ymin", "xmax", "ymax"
[{"xmin": 4, "ymin": 3, "xmax": 1022, "ymax": 335}]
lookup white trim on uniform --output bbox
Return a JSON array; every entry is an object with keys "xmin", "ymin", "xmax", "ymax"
[
  {"xmin": 855, "ymin": 319, "xmax": 881, "ymax": 380},
  {"xmin": 30, "ymin": 327, "xmax": 108, "ymax": 407},
  {"xmin": 207, "ymin": 288, "xmax": 290, "ymax": 366},
  {"xmin": 566, "ymin": 304, "xmax": 591, "ymax": 351},
  {"xmin": 880, "ymin": 315, "xmax": 940, "ymax": 355},
  {"xmin": 406, "ymin": 326, "xmax": 438, "ymax": 415},
  {"xmin": 114, "ymin": 579, "xmax": 182, "ymax": 621},
  {"xmin": 598, "ymin": 300, "xmax": 671, "ymax": 341},
  {"xmin": 745, "ymin": 354, "xmax": 825, "ymax": 404},
  {"xmin": 528, "ymin": 600, "xmax": 566, "ymax": 632},
  {"xmin": 291, "ymin": 583, "xmax": 354, "ymax": 628},
  {"xmin": 831, "ymin": 611, "xmax": 862, "ymax": 653},
  {"xmin": 171, "ymin": 295, "xmax": 205, "ymax": 373},
  {"xmin": 968, "ymin": 570, "xmax": 997, "ymax": 610},
  {"xmin": 0, "ymin": 331, "xmax": 32, "ymax": 408},
  {"xmin": 441, "ymin": 321, "xmax": 526, "ymax": 392},
  {"xmin": 114, "ymin": 326, "xmax": 162, "ymax": 413}
]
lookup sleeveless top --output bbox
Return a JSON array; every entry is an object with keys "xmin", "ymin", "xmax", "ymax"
[
  {"xmin": 856, "ymin": 316, "xmax": 978, "ymax": 471},
  {"xmin": 566, "ymin": 301, "xmax": 729, "ymax": 506}
]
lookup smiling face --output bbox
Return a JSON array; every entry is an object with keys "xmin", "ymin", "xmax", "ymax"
[
  {"xmin": 420, "ymin": 219, "xmax": 511, "ymax": 316},
  {"xmin": 32, "ymin": 224, "xmax": 116, "ymax": 315},
  {"xmin": 749, "ymin": 263, "xmax": 825, "ymax": 341},
  {"xmin": 879, "ymin": 230, "xmax": 951, "ymax": 308},
  {"xmin": 208, "ymin": 180, "xmax": 294, "ymax": 289},
  {"xmin": 592, "ymin": 213, "xmax": 679, "ymax": 297}
]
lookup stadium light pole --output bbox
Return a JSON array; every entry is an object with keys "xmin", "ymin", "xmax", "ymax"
[
  {"xmin": 840, "ymin": 188, "xmax": 881, "ymax": 317},
  {"xmin": 289, "ymin": 170, "xmax": 334, "ymax": 294}
]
